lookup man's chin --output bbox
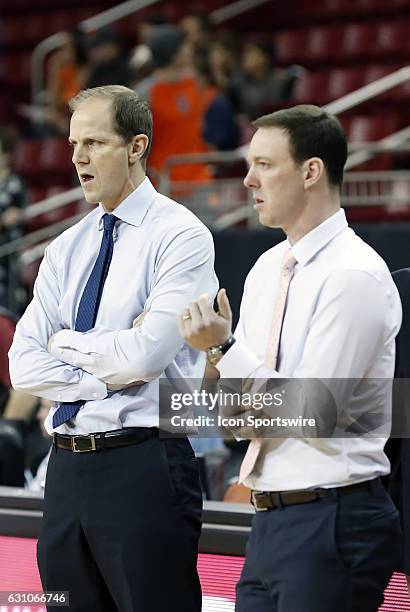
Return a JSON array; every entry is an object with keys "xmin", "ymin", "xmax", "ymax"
[
  {"xmin": 82, "ymin": 190, "xmax": 99, "ymax": 204},
  {"xmin": 258, "ymin": 211, "xmax": 279, "ymax": 229}
]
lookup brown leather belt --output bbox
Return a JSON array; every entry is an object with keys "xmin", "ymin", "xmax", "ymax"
[
  {"xmin": 251, "ymin": 479, "xmax": 380, "ymax": 511},
  {"xmin": 53, "ymin": 427, "xmax": 158, "ymax": 453}
]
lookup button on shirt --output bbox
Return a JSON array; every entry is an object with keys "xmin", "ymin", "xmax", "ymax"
[
  {"xmin": 217, "ymin": 209, "xmax": 402, "ymax": 491},
  {"xmin": 9, "ymin": 178, "xmax": 218, "ymax": 435}
]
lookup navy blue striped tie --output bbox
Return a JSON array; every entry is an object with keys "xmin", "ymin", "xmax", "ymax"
[{"xmin": 52, "ymin": 213, "xmax": 118, "ymax": 428}]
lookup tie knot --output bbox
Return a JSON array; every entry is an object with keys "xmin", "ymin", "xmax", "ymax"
[
  {"xmin": 103, "ymin": 214, "xmax": 117, "ymax": 233},
  {"xmin": 282, "ymin": 249, "xmax": 296, "ymax": 273}
]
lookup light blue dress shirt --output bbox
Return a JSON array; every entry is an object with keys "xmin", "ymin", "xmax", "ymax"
[{"xmin": 9, "ymin": 178, "xmax": 218, "ymax": 435}]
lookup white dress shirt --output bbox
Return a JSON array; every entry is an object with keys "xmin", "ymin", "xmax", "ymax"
[
  {"xmin": 9, "ymin": 178, "xmax": 218, "ymax": 435},
  {"xmin": 217, "ymin": 209, "xmax": 402, "ymax": 491}
]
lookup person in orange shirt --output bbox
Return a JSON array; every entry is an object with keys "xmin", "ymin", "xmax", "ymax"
[
  {"xmin": 45, "ymin": 29, "xmax": 88, "ymax": 134},
  {"xmin": 138, "ymin": 25, "xmax": 212, "ymax": 185}
]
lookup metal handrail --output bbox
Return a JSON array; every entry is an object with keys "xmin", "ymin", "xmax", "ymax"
[
  {"xmin": 324, "ymin": 66, "xmax": 410, "ymax": 115},
  {"xmin": 0, "ymin": 212, "xmax": 86, "ymax": 259},
  {"xmin": 31, "ymin": 0, "xmax": 161, "ymax": 104},
  {"xmin": 11, "ymin": 62, "xmax": 409, "ymax": 262},
  {"xmin": 156, "ymin": 67, "xmax": 410, "ymax": 188},
  {"xmin": 211, "ymin": 0, "xmax": 272, "ymax": 24},
  {"xmin": 30, "ymin": 0, "xmax": 270, "ymax": 105},
  {"xmin": 25, "ymin": 186, "xmax": 84, "ymax": 219},
  {"xmin": 345, "ymin": 126, "xmax": 410, "ymax": 170}
]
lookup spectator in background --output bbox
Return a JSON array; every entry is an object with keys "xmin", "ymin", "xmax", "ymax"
[
  {"xmin": 0, "ymin": 127, "xmax": 27, "ymax": 310},
  {"xmin": 44, "ymin": 29, "xmax": 89, "ymax": 135},
  {"xmin": 194, "ymin": 54, "xmax": 238, "ymax": 152},
  {"xmin": 180, "ymin": 12, "xmax": 211, "ymax": 57},
  {"xmin": 229, "ymin": 38, "xmax": 295, "ymax": 120},
  {"xmin": 208, "ymin": 31, "xmax": 240, "ymax": 94},
  {"xmin": 129, "ymin": 13, "xmax": 169, "ymax": 88},
  {"xmin": 86, "ymin": 26, "xmax": 130, "ymax": 89},
  {"xmin": 138, "ymin": 24, "xmax": 212, "ymax": 184}
]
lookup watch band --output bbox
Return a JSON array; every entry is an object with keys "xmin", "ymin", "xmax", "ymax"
[{"xmin": 219, "ymin": 335, "xmax": 236, "ymax": 354}]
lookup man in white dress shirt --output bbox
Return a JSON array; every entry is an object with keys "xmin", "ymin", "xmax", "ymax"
[
  {"xmin": 9, "ymin": 85, "xmax": 218, "ymax": 611},
  {"xmin": 179, "ymin": 105, "xmax": 402, "ymax": 611}
]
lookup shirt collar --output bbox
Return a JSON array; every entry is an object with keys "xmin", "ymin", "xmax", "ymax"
[
  {"xmin": 96, "ymin": 177, "xmax": 157, "ymax": 230},
  {"xmin": 288, "ymin": 209, "xmax": 348, "ymax": 266}
]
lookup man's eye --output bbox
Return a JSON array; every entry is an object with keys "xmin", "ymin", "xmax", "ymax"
[{"xmin": 258, "ymin": 162, "xmax": 270, "ymax": 169}]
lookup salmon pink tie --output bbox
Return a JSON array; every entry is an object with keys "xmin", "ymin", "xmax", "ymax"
[{"xmin": 239, "ymin": 248, "xmax": 297, "ymax": 483}]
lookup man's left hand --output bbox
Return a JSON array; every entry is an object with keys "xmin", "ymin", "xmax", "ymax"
[{"xmin": 178, "ymin": 288, "xmax": 232, "ymax": 351}]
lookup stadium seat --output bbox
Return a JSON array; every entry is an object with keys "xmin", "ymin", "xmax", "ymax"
[
  {"xmin": 348, "ymin": 114, "xmax": 400, "ymax": 143},
  {"xmin": 304, "ymin": 26, "xmax": 344, "ymax": 63},
  {"xmin": 275, "ymin": 30, "xmax": 308, "ymax": 65},
  {"xmin": 2, "ymin": 18, "xmax": 26, "ymax": 48},
  {"xmin": 347, "ymin": 114, "xmax": 401, "ymax": 170},
  {"xmin": 39, "ymin": 138, "xmax": 73, "ymax": 178},
  {"xmin": 327, "ymin": 68, "xmax": 365, "ymax": 100},
  {"xmin": 2, "ymin": 54, "xmax": 31, "ymax": 87},
  {"xmin": 341, "ymin": 23, "xmax": 375, "ymax": 59},
  {"xmin": 14, "ymin": 140, "xmax": 44, "ymax": 180},
  {"xmin": 26, "ymin": 187, "xmax": 48, "ymax": 205},
  {"xmin": 292, "ymin": 71, "xmax": 331, "ymax": 105},
  {"xmin": 373, "ymin": 22, "xmax": 410, "ymax": 58}
]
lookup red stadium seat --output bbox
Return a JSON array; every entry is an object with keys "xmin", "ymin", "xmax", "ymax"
[
  {"xmin": 2, "ymin": 54, "xmax": 31, "ymax": 87},
  {"xmin": 27, "ymin": 187, "xmax": 47, "ymax": 205},
  {"xmin": 374, "ymin": 22, "xmax": 410, "ymax": 58},
  {"xmin": 275, "ymin": 30, "xmax": 308, "ymax": 65},
  {"xmin": 327, "ymin": 68, "xmax": 365, "ymax": 100},
  {"xmin": 347, "ymin": 114, "xmax": 401, "ymax": 170},
  {"xmin": 2, "ymin": 19, "xmax": 25, "ymax": 47},
  {"xmin": 292, "ymin": 71, "xmax": 331, "ymax": 105},
  {"xmin": 304, "ymin": 26, "xmax": 344, "ymax": 63},
  {"xmin": 39, "ymin": 138, "xmax": 73, "ymax": 175},
  {"xmin": 341, "ymin": 23, "xmax": 375, "ymax": 59},
  {"xmin": 348, "ymin": 114, "xmax": 400, "ymax": 143},
  {"xmin": 13, "ymin": 140, "xmax": 44, "ymax": 180},
  {"xmin": 14, "ymin": 139, "xmax": 73, "ymax": 187}
]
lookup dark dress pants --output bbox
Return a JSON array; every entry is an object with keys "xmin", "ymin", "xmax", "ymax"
[
  {"xmin": 236, "ymin": 478, "xmax": 401, "ymax": 612},
  {"xmin": 37, "ymin": 433, "xmax": 202, "ymax": 612}
]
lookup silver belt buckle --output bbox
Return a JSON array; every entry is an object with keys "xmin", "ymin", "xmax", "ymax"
[{"xmin": 71, "ymin": 434, "xmax": 97, "ymax": 452}]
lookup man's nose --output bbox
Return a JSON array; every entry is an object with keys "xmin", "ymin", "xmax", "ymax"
[
  {"xmin": 72, "ymin": 145, "xmax": 88, "ymax": 165},
  {"xmin": 243, "ymin": 167, "xmax": 258, "ymax": 189}
]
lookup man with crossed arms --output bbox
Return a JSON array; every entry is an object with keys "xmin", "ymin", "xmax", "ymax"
[{"xmin": 179, "ymin": 105, "xmax": 402, "ymax": 612}]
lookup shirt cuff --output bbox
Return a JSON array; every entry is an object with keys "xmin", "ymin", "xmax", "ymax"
[
  {"xmin": 53, "ymin": 372, "xmax": 107, "ymax": 403},
  {"xmin": 216, "ymin": 339, "xmax": 263, "ymax": 378}
]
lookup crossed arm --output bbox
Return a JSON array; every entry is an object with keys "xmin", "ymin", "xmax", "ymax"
[{"xmin": 9, "ymin": 226, "xmax": 218, "ymax": 402}]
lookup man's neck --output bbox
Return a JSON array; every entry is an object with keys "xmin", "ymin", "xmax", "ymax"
[{"xmin": 285, "ymin": 196, "xmax": 341, "ymax": 246}]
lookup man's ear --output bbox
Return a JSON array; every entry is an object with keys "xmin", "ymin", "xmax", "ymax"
[
  {"xmin": 128, "ymin": 134, "xmax": 149, "ymax": 165},
  {"xmin": 302, "ymin": 157, "xmax": 324, "ymax": 190}
]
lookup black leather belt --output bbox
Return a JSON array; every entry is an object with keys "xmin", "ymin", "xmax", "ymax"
[
  {"xmin": 251, "ymin": 479, "xmax": 380, "ymax": 511},
  {"xmin": 53, "ymin": 427, "xmax": 158, "ymax": 453}
]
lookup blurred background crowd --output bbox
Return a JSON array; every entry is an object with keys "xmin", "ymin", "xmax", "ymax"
[{"xmin": 0, "ymin": 0, "xmax": 409, "ymax": 499}]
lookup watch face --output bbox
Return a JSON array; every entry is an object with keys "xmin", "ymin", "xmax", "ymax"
[{"xmin": 207, "ymin": 347, "xmax": 223, "ymax": 366}]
